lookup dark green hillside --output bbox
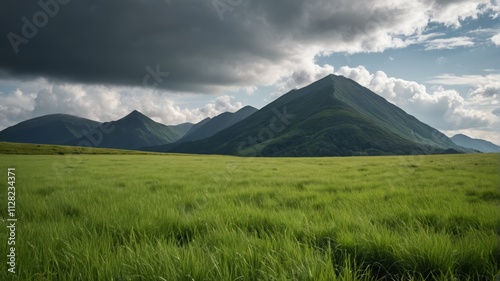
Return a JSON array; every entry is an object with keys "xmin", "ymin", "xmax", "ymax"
[
  {"xmin": 182, "ymin": 117, "xmax": 210, "ymax": 137},
  {"xmin": 0, "ymin": 114, "xmax": 100, "ymax": 145},
  {"xmin": 180, "ymin": 106, "xmax": 257, "ymax": 142},
  {"xmin": 68, "ymin": 110, "xmax": 186, "ymax": 149},
  {"xmin": 327, "ymin": 75, "xmax": 460, "ymax": 149},
  {"xmin": 169, "ymin": 122, "xmax": 194, "ymax": 137},
  {"xmin": 451, "ymin": 134, "xmax": 500, "ymax": 152},
  {"xmin": 167, "ymin": 75, "xmax": 466, "ymax": 156},
  {"xmin": 260, "ymin": 108, "xmax": 427, "ymax": 156}
]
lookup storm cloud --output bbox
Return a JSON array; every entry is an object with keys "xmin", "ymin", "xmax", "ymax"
[{"xmin": 1, "ymin": 0, "xmax": 497, "ymax": 93}]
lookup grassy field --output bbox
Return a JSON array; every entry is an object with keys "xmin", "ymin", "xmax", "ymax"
[
  {"xmin": 0, "ymin": 142, "xmax": 162, "ymax": 155},
  {"xmin": 0, "ymin": 148, "xmax": 498, "ymax": 280}
]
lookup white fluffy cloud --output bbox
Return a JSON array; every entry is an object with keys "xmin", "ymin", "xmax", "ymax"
[
  {"xmin": 428, "ymin": 0, "xmax": 497, "ymax": 27},
  {"xmin": 424, "ymin": 36, "xmax": 475, "ymax": 50},
  {"xmin": 0, "ymin": 80, "xmax": 244, "ymax": 130},
  {"xmin": 334, "ymin": 66, "xmax": 497, "ymax": 133},
  {"xmin": 427, "ymin": 73, "xmax": 500, "ymax": 86},
  {"xmin": 491, "ymin": 33, "xmax": 500, "ymax": 45},
  {"xmin": 427, "ymin": 73, "xmax": 500, "ymax": 105},
  {"xmin": 469, "ymin": 82, "xmax": 500, "ymax": 100},
  {"xmin": 271, "ymin": 62, "xmax": 334, "ymax": 99},
  {"xmin": 0, "ymin": 89, "xmax": 35, "ymax": 128}
]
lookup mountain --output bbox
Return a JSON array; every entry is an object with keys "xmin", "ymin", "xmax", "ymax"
[
  {"xmin": 0, "ymin": 114, "xmax": 101, "ymax": 145},
  {"xmin": 169, "ymin": 122, "xmax": 194, "ymax": 138},
  {"xmin": 180, "ymin": 106, "xmax": 258, "ymax": 142},
  {"xmin": 183, "ymin": 117, "xmax": 211, "ymax": 137},
  {"xmin": 451, "ymin": 134, "xmax": 500, "ymax": 153},
  {"xmin": 67, "ymin": 110, "xmax": 187, "ymax": 149},
  {"xmin": 164, "ymin": 74, "xmax": 466, "ymax": 156}
]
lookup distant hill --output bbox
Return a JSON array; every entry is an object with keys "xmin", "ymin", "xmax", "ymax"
[
  {"xmin": 67, "ymin": 110, "xmax": 187, "ymax": 149},
  {"xmin": 451, "ymin": 134, "xmax": 500, "ymax": 153},
  {"xmin": 180, "ymin": 106, "xmax": 258, "ymax": 142},
  {"xmin": 169, "ymin": 122, "xmax": 194, "ymax": 138},
  {"xmin": 183, "ymin": 118, "xmax": 210, "ymax": 138},
  {"xmin": 165, "ymin": 74, "xmax": 467, "ymax": 156},
  {"xmin": 0, "ymin": 114, "xmax": 100, "ymax": 145}
]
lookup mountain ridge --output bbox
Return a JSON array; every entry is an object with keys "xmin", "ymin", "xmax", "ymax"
[
  {"xmin": 0, "ymin": 74, "xmax": 479, "ymax": 156},
  {"xmin": 67, "ymin": 110, "xmax": 188, "ymax": 149},
  {"xmin": 164, "ymin": 74, "xmax": 468, "ymax": 156},
  {"xmin": 451, "ymin": 134, "xmax": 500, "ymax": 153},
  {"xmin": 0, "ymin": 114, "xmax": 101, "ymax": 145},
  {"xmin": 179, "ymin": 106, "xmax": 258, "ymax": 143}
]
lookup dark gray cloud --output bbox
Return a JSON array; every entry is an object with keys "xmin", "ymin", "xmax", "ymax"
[
  {"xmin": 0, "ymin": 0, "xmax": 496, "ymax": 93},
  {"xmin": 1, "ymin": 0, "xmax": 304, "ymax": 92}
]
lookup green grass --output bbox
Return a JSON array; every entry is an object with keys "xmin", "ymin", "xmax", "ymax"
[
  {"xmin": 0, "ymin": 150, "xmax": 498, "ymax": 280},
  {"xmin": 0, "ymin": 142, "xmax": 161, "ymax": 155}
]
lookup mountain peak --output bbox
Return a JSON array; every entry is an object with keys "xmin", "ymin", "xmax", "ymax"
[
  {"xmin": 128, "ymin": 109, "xmax": 143, "ymax": 116},
  {"xmin": 453, "ymin": 134, "xmax": 472, "ymax": 139},
  {"xmin": 240, "ymin": 105, "xmax": 257, "ymax": 110},
  {"xmin": 319, "ymin": 73, "xmax": 342, "ymax": 81},
  {"xmin": 306, "ymin": 73, "xmax": 344, "ymax": 90},
  {"xmin": 237, "ymin": 105, "xmax": 258, "ymax": 113},
  {"xmin": 66, "ymin": 109, "xmax": 185, "ymax": 149},
  {"xmin": 113, "ymin": 110, "xmax": 159, "ymax": 129},
  {"xmin": 122, "ymin": 110, "xmax": 150, "ymax": 121},
  {"xmin": 178, "ymin": 105, "xmax": 258, "ymax": 143}
]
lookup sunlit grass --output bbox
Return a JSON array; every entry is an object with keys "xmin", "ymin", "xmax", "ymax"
[
  {"xmin": 0, "ymin": 152, "xmax": 498, "ymax": 280},
  {"xmin": 0, "ymin": 141, "xmax": 161, "ymax": 155}
]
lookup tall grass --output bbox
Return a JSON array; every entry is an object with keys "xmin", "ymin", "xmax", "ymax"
[{"xmin": 0, "ymin": 152, "xmax": 498, "ymax": 280}]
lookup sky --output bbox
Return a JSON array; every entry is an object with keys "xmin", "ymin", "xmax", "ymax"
[{"xmin": 0, "ymin": 0, "xmax": 499, "ymax": 144}]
